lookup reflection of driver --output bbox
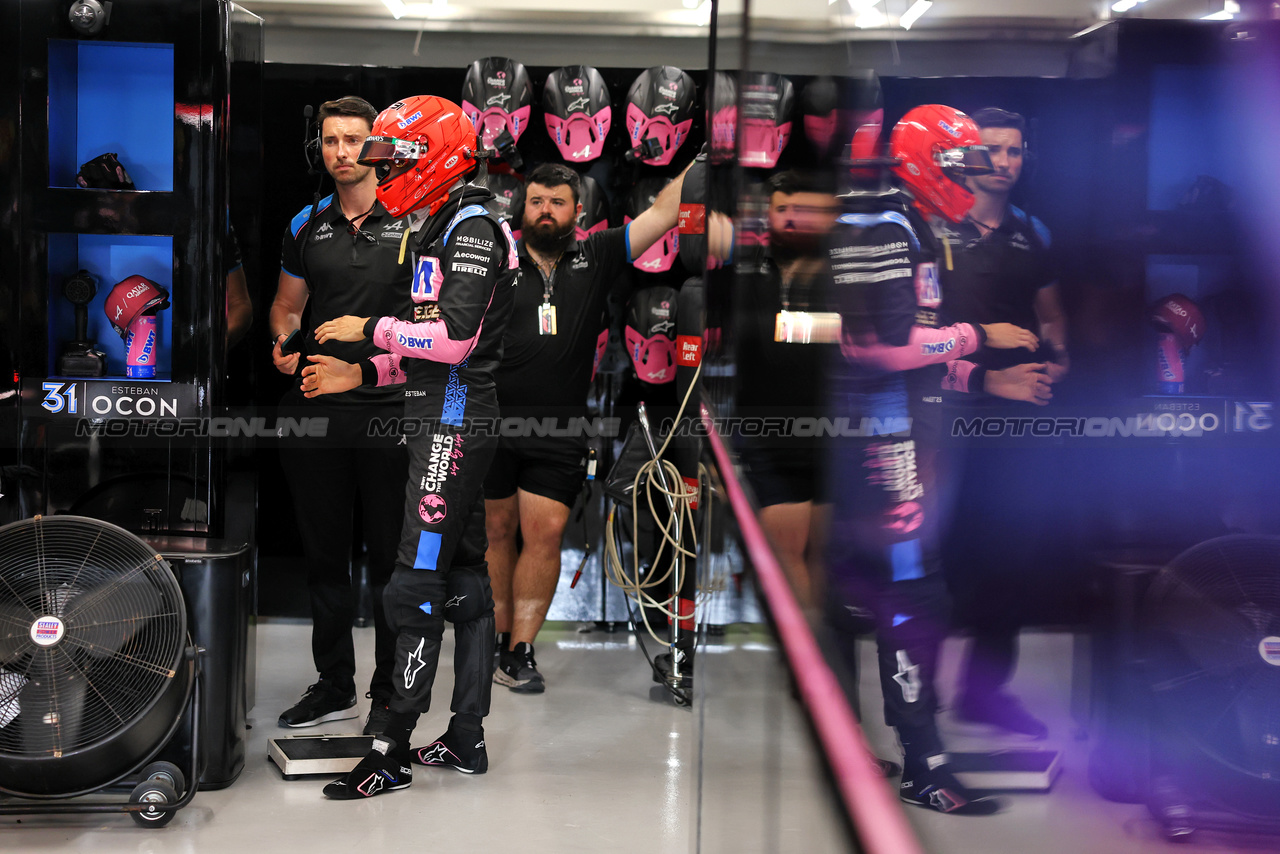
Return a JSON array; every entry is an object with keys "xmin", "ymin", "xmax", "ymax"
[{"xmin": 821, "ymin": 104, "xmax": 1047, "ymax": 817}]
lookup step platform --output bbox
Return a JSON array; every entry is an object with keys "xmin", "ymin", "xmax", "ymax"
[
  {"xmin": 947, "ymin": 749, "xmax": 1062, "ymax": 792},
  {"xmin": 267, "ymin": 735, "xmax": 374, "ymax": 780}
]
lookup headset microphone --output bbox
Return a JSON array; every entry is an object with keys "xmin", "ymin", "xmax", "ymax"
[{"xmin": 303, "ymin": 104, "xmax": 321, "ymax": 176}]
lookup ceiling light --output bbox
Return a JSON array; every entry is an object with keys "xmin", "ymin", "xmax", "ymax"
[
  {"xmin": 1111, "ymin": 0, "xmax": 1137, "ymax": 11},
  {"xmin": 899, "ymin": 0, "xmax": 932, "ymax": 29},
  {"xmin": 854, "ymin": 8, "xmax": 887, "ymax": 27},
  {"xmin": 1202, "ymin": 0, "xmax": 1240, "ymax": 20},
  {"xmin": 383, "ymin": 0, "xmax": 407, "ymax": 18}
]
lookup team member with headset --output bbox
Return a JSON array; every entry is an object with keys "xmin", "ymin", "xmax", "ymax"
[
  {"xmin": 269, "ymin": 95, "xmax": 411, "ymax": 736},
  {"xmin": 299, "ymin": 95, "xmax": 520, "ymax": 798}
]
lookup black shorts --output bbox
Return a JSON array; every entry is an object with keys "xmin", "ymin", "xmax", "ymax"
[
  {"xmin": 482, "ymin": 434, "xmax": 587, "ymax": 508},
  {"xmin": 738, "ymin": 443, "xmax": 821, "ymax": 508}
]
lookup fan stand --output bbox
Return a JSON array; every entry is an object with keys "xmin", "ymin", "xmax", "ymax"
[{"xmin": 0, "ymin": 647, "xmax": 203, "ymax": 828}]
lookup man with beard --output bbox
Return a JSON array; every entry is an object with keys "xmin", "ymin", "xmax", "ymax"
[
  {"xmin": 487, "ymin": 161, "xmax": 692, "ymax": 693},
  {"xmin": 735, "ymin": 170, "xmax": 841, "ymax": 610}
]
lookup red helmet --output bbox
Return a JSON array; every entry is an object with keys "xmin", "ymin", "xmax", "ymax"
[
  {"xmin": 358, "ymin": 96, "xmax": 481, "ymax": 217},
  {"xmin": 889, "ymin": 104, "xmax": 992, "ymax": 222},
  {"xmin": 1150, "ymin": 293, "xmax": 1206, "ymax": 350}
]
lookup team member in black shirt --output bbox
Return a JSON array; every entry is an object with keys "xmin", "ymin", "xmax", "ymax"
[
  {"xmin": 940, "ymin": 107, "xmax": 1064, "ymax": 739},
  {"xmin": 269, "ymin": 95, "xmax": 411, "ymax": 735},
  {"xmin": 736, "ymin": 170, "xmax": 840, "ymax": 611},
  {"xmin": 487, "ymin": 162, "xmax": 692, "ymax": 693}
]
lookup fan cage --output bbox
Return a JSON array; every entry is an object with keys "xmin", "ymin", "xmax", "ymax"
[
  {"xmin": 0, "ymin": 516, "xmax": 188, "ymax": 761},
  {"xmin": 1142, "ymin": 534, "xmax": 1280, "ymax": 814}
]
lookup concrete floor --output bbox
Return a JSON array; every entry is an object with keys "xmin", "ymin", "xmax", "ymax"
[{"xmin": 2, "ymin": 621, "xmax": 1278, "ymax": 853}]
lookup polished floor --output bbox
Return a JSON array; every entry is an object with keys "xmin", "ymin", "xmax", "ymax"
[{"xmin": 2, "ymin": 622, "xmax": 1279, "ymax": 853}]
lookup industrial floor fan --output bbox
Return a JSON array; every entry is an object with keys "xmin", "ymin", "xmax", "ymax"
[
  {"xmin": 1142, "ymin": 534, "xmax": 1280, "ymax": 841},
  {"xmin": 0, "ymin": 515, "xmax": 199, "ymax": 827}
]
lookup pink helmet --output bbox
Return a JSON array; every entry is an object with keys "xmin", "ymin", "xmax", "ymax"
[
  {"xmin": 801, "ymin": 76, "xmax": 839, "ymax": 157},
  {"xmin": 625, "ymin": 177, "xmax": 679, "ymax": 273},
  {"xmin": 625, "ymin": 286, "xmax": 679, "ymax": 385},
  {"xmin": 461, "ymin": 56, "xmax": 534, "ymax": 152},
  {"xmin": 708, "ymin": 72, "xmax": 737, "ymax": 165},
  {"xmin": 543, "ymin": 66, "xmax": 612, "ymax": 163},
  {"xmin": 624, "ymin": 66, "xmax": 696, "ymax": 166},
  {"xmin": 576, "ymin": 174, "xmax": 609, "ymax": 241},
  {"xmin": 739, "ymin": 72, "xmax": 795, "ymax": 168}
]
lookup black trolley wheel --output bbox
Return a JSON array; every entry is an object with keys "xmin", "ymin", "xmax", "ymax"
[{"xmin": 129, "ymin": 779, "xmax": 179, "ymax": 828}]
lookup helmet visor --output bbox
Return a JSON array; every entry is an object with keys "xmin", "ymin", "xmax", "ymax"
[
  {"xmin": 357, "ymin": 135, "xmax": 429, "ymax": 166},
  {"xmin": 937, "ymin": 144, "xmax": 993, "ymax": 176}
]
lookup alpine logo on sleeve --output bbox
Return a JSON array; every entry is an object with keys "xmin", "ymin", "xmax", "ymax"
[
  {"xmin": 914, "ymin": 261, "xmax": 941, "ymax": 309},
  {"xmin": 413, "ymin": 255, "xmax": 444, "ymax": 304}
]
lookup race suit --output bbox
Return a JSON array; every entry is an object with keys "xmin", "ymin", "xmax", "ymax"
[
  {"xmin": 824, "ymin": 200, "xmax": 989, "ymax": 757},
  {"xmin": 358, "ymin": 186, "xmax": 520, "ymax": 722}
]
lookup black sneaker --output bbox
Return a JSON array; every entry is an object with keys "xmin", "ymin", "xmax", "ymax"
[
  {"xmin": 494, "ymin": 642, "xmax": 545, "ymax": 694},
  {"xmin": 362, "ymin": 692, "xmax": 392, "ymax": 736},
  {"xmin": 412, "ymin": 727, "xmax": 488, "ymax": 774},
  {"xmin": 322, "ymin": 737, "xmax": 412, "ymax": 799},
  {"xmin": 956, "ymin": 691, "xmax": 1048, "ymax": 739},
  {"xmin": 278, "ymin": 681, "xmax": 358, "ymax": 728},
  {"xmin": 900, "ymin": 758, "xmax": 1001, "ymax": 815}
]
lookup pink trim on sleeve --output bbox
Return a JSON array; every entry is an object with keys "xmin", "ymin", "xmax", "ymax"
[
  {"xmin": 372, "ymin": 313, "xmax": 487, "ymax": 365},
  {"xmin": 941, "ymin": 360, "xmax": 977, "ymax": 393},
  {"xmin": 839, "ymin": 323, "xmax": 981, "ymax": 372},
  {"xmin": 371, "ymin": 353, "xmax": 406, "ymax": 386}
]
